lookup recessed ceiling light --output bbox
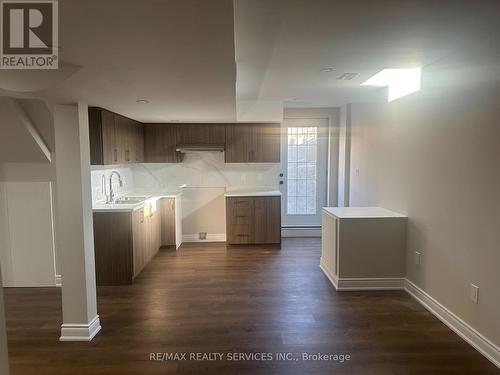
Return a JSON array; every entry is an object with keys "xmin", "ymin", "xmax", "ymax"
[
  {"xmin": 361, "ymin": 68, "xmax": 421, "ymax": 102},
  {"xmin": 320, "ymin": 67, "xmax": 335, "ymax": 72},
  {"xmin": 136, "ymin": 99, "xmax": 149, "ymax": 104}
]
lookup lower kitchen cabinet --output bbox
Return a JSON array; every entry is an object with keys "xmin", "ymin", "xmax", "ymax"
[
  {"xmin": 132, "ymin": 204, "xmax": 161, "ymax": 279},
  {"xmin": 226, "ymin": 196, "xmax": 281, "ymax": 245},
  {"xmin": 93, "ymin": 204, "xmax": 161, "ymax": 285}
]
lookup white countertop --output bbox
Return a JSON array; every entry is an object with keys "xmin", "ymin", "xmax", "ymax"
[
  {"xmin": 322, "ymin": 206, "xmax": 407, "ymax": 218},
  {"xmin": 224, "ymin": 189, "xmax": 282, "ymax": 197},
  {"xmin": 92, "ymin": 192, "xmax": 181, "ymax": 212}
]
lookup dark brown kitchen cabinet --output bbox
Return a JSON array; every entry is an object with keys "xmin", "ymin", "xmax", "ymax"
[
  {"xmin": 177, "ymin": 124, "xmax": 226, "ymax": 145},
  {"xmin": 88, "ymin": 107, "xmax": 116, "ymax": 165},
  {"xmin": 143, "ymin": 123, "xmax": 180, "ymax": 163},
  {"xmin": 88, "ymin": 107, "xmax": 144, "ymax": 165},
  {"xmin": 226, "ymin": 196, "xmax": 281, "ymax": 245},
  {"xmin": 225, "ymin": 123, "xmax": 280, "ymax": 163},
  {"xmin": 94, "ymin": 204, "xmax": 161, "ymax": 285}
]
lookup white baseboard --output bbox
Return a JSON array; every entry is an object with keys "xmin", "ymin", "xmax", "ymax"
[
  {"xmin": 405, "ymin": 279, "xmax": 500, "ymax": 369},
  {"xmin": 319, "ymin": 258, "xmax": 338, "ymax": 288},
  {"xmin": 60, "ymin": 315, "xmax": 101, "ymax": 342},
  {"xmin": 55, "ymin": 274, "xmax": 62, "ymax": 287},
  {"xmin": 182, "ymin": 233, "xmax": 226, "ymax": 243},
  {"xmin": 320, "ymin": 260, "xmax": 404, "ymax": 291},
  {"xmin": 282, "ymin": 227, "xmax": 321, "ymax": 237}
]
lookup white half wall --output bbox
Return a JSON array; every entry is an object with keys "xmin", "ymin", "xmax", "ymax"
[{"xmin": 0, "ymin": 182, "xmax": 56, "ymax": 287}]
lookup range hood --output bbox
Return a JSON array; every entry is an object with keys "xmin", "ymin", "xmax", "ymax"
[{"xmin": 176, "ymin": 143, "xmax": 225, "ymax": 152}]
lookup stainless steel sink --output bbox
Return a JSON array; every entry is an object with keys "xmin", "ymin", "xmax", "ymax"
[{"xmin": 112, "ymin": 196, "xmax": 149, "ymax": 205}]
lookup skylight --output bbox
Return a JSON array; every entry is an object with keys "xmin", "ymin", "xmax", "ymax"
[{"xmin": 361, "ymin": 68, "xmax": 421, "ymax": 102}]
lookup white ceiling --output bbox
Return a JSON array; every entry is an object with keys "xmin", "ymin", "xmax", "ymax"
[
  {"xmin": 4, "ymin": 0, "xmax": 237, "ymax": 123},
  {"xmin": 1, "ymin": 0, "xmax": 498, "ymax": 123},
  {"xmin": 234, "ymin": 0, "xmax": 500, "ymax": 119}
]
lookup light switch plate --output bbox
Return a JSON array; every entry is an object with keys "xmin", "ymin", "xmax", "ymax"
[
  {"xmin": 414, "ymin": 251, "xmax": 421, "ymax": 266},
  {"xmin": 470, "ymin": 284, "xmax": 479, "ymax": 304}
]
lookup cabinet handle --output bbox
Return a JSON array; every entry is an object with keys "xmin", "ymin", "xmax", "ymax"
[
  {"xmin": 125, "ymin": 150, "xmax": 130, "ymax": 162},
  {"xmin": 114, "ymin": 149, "xmax": 118, "ymax": 162},
  {"xmin": 236, "ymin": 234, "xmax": 249, "ymax": 237},
  {"xmin": 235, "ymin": 215, "xmax": 248, "ymax": 218}
]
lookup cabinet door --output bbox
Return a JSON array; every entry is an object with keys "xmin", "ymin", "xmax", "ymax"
[
  {"xmin": 93, "ymin": 212, "xmax": 133, "ymax": 285},
  {"xmin": 160, "ymin": 198, "xmax": 176, "ymax": 247},
  {"xmin": 226, "ymin": 197, "xmax": 253, "ymax": 244},
  {"xmin": 225, "ymin": 125, "xmax": 251, "ymax": 162},
  {"xmin": 144, "ymin": 124, "xmax": 178, "ymax": 162},
  {"xmin": 253, "ymin": 197, "xmax": 281, "ymax": 244},
  {"xmin": 177, "ymin": 124, "xmax": 226, "ymax": 145},
  {"xmin": 251, "ymin": 124, "xmax": 280, "ymax": 162},
  {"xmin": 113, "ymin": 114, "xmax": 128, "ymax": 164},
  {"xmin": 125, "ymin": 117, "xmax": 136, "ymax": 164},
  {"xmin": 132, "ymin": 208, "xmax": 146, "ymax": 277},
  {"xmin": 102, "ymin": 110, "xmax": 117, "ymax": 164},
  {"xmin": 135, "ymin": 123, "xmax": 144, "ymax": 162}
]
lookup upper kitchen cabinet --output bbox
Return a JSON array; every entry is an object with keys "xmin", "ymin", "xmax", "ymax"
[
  {"xmin": 143, "ymin": 123, "xmax": 179, "ymax": 163},
  {"xmin": 177, "ymin": 124, "xmax": 226, "ymax": 145},
  {"xmin": 225, "ymin": 123, "xmax": 281, "ymax": 163},
  {"xmin": 88, "ymin": 107, "xmax": 144, "ymax": 165}
]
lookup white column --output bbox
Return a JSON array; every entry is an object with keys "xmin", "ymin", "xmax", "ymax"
[
  {"xmin": 337, "ymin": 104, "xmax": 352, "ymax": 207},
  {"xmin": 0, "ymin": 264, "xmax": 9, "ymax": 375},
  {"xmin": 53, "ymin": 103, "xmax": 101, "ymax": 341}
]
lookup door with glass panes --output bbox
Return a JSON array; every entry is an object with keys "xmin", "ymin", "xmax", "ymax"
[{"xmin": 279, "ymin": 118, "xmax": 328, "ymax": 227}]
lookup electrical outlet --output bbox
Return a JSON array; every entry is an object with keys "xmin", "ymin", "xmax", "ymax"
[
  {"xmin": 470, "ymin": 284, "xmax": 479, "ymax": 304},
  {"xmin": 414, "ymin": 251, "xmax": 421, "ymax": 266},
  {"xmin": 356, "ymin": 168, "xmax": 360, "ymax": 177}
]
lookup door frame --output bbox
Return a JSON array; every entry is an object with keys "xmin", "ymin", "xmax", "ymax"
[{"xmin": 279, "ymin": 117, "xmax": 329, "ymax": 229}]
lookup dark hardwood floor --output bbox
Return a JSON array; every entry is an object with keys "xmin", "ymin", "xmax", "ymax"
[{"xmin": 4, "ymin": 238, "xmax": 499, "ymax": 374}]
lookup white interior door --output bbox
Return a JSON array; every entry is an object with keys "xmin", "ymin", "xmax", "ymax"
[{"xmin": 280, "ymin": 118, "xmax": 328, "ymax": 227}]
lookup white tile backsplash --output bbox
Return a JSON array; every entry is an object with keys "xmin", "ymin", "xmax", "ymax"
[
  {"xmin": 90, "ymin": 152, "xmax": 280, "ymax": 204},
  {"xmin": 90, "ymin": 167, "xmax": 134, "ymax": 204},
  {"xmin": 131, "ymin": 151, "xmax": 280, "ymax": 190}
]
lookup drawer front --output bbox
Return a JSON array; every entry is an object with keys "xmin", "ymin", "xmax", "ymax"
[{"xmin": 226, "ymin": 197, "xmax": 253, "ymax": 244}]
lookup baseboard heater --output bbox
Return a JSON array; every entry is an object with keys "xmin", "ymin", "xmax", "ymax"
[{"xmin": 281, "ymin": 226, "xmax": 321, "ymax": 238}]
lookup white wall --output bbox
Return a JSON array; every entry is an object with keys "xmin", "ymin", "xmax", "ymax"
[
  {"xmin": 348, "ymin": 49, "xmax": 500, "ymax": 347},
  {"xmin": 0, "ymin": 182, "xmax": 56, "ymax": 287}
]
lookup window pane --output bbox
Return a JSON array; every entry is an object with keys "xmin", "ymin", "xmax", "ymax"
[
  {"xmin": 286, "ymin": 126, "xmax": 318, "ymax": 216},
  {"xmin": 307, "ymin": 163, "xmax": 316, "ymax": 180},
  {"xmin": 297, "ymin": 180, "xmax": 306, "ymax": 196},
  {"xmin": 287, "ymin": 197, "xmax": 296, "ymax": 214},
  {"xmin": 297, "ymin": 163, "xmax": 307, "ymax": 179},
  {"xmin": 288, "ymin": 163, "xmax": 297, "ymax": 179},
  {"xmin": 288, "ymin": 179, "xmax": 297, "ymax": 196},
  {"xmin": 296, "ymin": 197, "xmax": 307, "ymax": 214}
]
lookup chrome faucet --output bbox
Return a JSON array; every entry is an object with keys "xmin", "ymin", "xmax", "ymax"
[{"xmin": 108, "ymin": 171, "xmax": 123, "ymax": 203}]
